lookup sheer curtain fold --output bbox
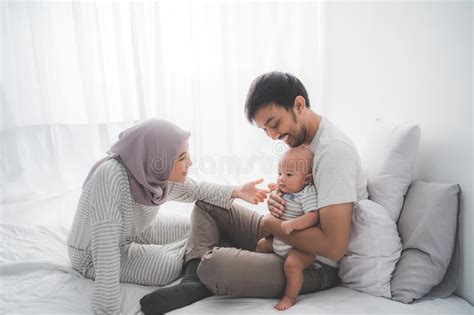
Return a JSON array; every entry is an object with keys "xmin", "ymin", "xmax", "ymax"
[{"xmin": 1, "ymin": 1, "xmax": 322, "ymax": 204}]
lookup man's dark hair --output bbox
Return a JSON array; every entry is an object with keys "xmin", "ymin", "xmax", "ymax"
[{"xmin": 244, "ymin": 71, "xmax": 310, "ymax": 122}]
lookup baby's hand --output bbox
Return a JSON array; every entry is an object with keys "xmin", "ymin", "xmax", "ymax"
[
  {"xmin": 268, "ymin": 183, "xmax": 279, "ymax": 191},
  {"xmin": 281, "ymin": 221, "xmax": 294, "ymax": 235}
]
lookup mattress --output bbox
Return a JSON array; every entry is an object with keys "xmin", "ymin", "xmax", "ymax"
[{"xmin": 0, "ymin": 223, "xmax": 472, "ymax": 315}]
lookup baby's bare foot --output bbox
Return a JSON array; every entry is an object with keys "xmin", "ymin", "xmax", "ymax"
[{"xmin": 274, "ymin": 296, "xmax": 296, "ymax": 311}]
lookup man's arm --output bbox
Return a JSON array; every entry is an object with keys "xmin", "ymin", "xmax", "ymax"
[
  {"xmin": 261, "ymin": 202, "xmax": 352, "ymax": 261},
  {"xmin": 281, "ymin": 211, "xmax": 319, "ymax": 235}
]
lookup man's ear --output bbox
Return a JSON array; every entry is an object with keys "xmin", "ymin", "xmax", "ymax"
[
  {"xmin": 293, "ymin": 96, "xmax": 306, "ymax": 114},
  {"xmin": 304, "ymin": 174, "xmax": 313, "ymax": 185}
]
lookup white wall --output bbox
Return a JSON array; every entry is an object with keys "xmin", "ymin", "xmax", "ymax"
[{"xmin": 320, "ymin": 2, "xmax": 473, "ymax": 303}]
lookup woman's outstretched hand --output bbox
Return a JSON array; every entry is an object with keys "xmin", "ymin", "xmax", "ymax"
[{"xmin": 232, "ymin": 178, "xmax": 271, "ymax": 205}]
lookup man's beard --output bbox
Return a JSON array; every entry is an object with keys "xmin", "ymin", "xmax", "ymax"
[
  {"xmin": 286, "ymin": 110, "xmax": 307, "ymax": 148},
  {"xmin": 288, "ymin": 126, "xmax": 307, "ymax": 148}
]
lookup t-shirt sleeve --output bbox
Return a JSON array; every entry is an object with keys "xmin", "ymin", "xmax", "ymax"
[
  {"xmin": 314, "ymin": 141, "xmax": 359, "ymax": 209},
  {"xmin": 300, "ymin": 185, "xmax": 319, "ymax": 213}
]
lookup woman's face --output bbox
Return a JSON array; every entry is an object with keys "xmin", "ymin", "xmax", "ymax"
[{"xmin": 168, "ymin": 142, "xmax": 192, "ymax": 182}]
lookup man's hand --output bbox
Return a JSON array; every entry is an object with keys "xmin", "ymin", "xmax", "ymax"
[{"xmin": 267, "ymin": 183, "xmax": 286, "ymax": 218}]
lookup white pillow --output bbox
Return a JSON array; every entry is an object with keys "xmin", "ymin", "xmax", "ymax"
[
  {"xmin": 362, "ymin": 119, "xmax": 420, "ymax": 222},
  {"xmin": 339, "ymin": 199, "xmax": 402, "ymax": 298}
]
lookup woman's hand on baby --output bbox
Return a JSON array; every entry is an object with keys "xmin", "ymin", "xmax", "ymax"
[
  {"xmin": 267, "ymin": 183, "xmax": 286, "ymax": 218},
  {"xmin": 232, "ymin": 178, "xmax": 271, "ymax": 205}
]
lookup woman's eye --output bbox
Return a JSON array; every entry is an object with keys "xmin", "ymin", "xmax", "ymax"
[{"xmin": 287, "ymin": 173, "xmax": 292, "ymax": 177}]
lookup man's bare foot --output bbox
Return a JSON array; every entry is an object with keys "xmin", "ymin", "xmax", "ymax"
[{"xmin": 274, "ymin": 296, "xmax": 295, "ymax": 311}]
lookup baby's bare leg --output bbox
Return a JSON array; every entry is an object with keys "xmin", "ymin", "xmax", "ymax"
[
  {"xmin": 255, "ymin": 237, "xmax": 273, "ymax": 253},
  {"xmin": 275, "ymin": 248, "xmax": 315, "ymax": 311}
]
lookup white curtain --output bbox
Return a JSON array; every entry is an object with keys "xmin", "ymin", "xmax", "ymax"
[{"xmin": 1, "ymin": 1, "xmax": 322, "ymax": 221}]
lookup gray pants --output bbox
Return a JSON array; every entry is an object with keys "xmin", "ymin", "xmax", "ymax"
[{"xmin": 184, "ymin": 200, "xmax": 339, "ymax": 298}]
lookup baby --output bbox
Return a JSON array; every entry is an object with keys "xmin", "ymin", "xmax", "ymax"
[{"xmin": 256, "ymin": 147, "xmax": 319, "ymax": 311}]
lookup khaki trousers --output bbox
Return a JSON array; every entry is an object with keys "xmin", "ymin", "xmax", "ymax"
[{"xmin": 185, "ymin": 201, "xmax": 339, "ymax": 297}]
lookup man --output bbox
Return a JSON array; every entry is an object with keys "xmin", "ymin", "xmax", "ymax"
[{"xmin": 140, "ymin": 71, "xmax": 368, "ymax": 314}]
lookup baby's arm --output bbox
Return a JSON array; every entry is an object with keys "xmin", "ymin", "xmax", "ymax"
[{"xmin": 281, "ymin": 211, "xmax": 319, "ymax": 235}]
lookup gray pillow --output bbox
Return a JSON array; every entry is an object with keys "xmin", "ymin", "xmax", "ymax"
[{"xmin": 391, "ymin": 180, "xmax": 461, "ymax": 303}]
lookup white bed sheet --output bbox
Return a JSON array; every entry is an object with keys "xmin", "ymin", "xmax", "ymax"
[{"xmin": 0, "ymin": 223, "xmax": 472, "ymax": 315}]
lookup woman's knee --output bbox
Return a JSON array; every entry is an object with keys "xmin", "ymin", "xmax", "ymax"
[
  {"xmin": 194, "ymin": 200, "xmax": 214, "ymax": 213},
  {"xmin": 191, "ymin": 201, "xmax": 218, "ymax": 223}
]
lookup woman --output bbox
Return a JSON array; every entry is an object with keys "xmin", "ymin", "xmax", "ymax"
[{"xmin": 67, "ymin": 119, "xmax": 269, "ymax": 314}]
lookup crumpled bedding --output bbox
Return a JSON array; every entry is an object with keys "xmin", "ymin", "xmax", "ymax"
[{"xmin": 0, "ymin": 223, "xmax": 472, "ymax": 315}]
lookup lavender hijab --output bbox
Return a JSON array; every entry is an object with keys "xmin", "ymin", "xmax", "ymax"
[{"xmin": 84, "ymin": 119, "xmax": 191, "ymax": 206}]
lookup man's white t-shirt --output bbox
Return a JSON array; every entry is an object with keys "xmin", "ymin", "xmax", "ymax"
[{"xmin": 307, "ymin": 116, "xmax": 369, "ymax": 267}]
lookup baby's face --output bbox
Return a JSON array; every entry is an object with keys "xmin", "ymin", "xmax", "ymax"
[{"xmin": 277, "ymin": 154, "xmax": 312, "ymax": 193}]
